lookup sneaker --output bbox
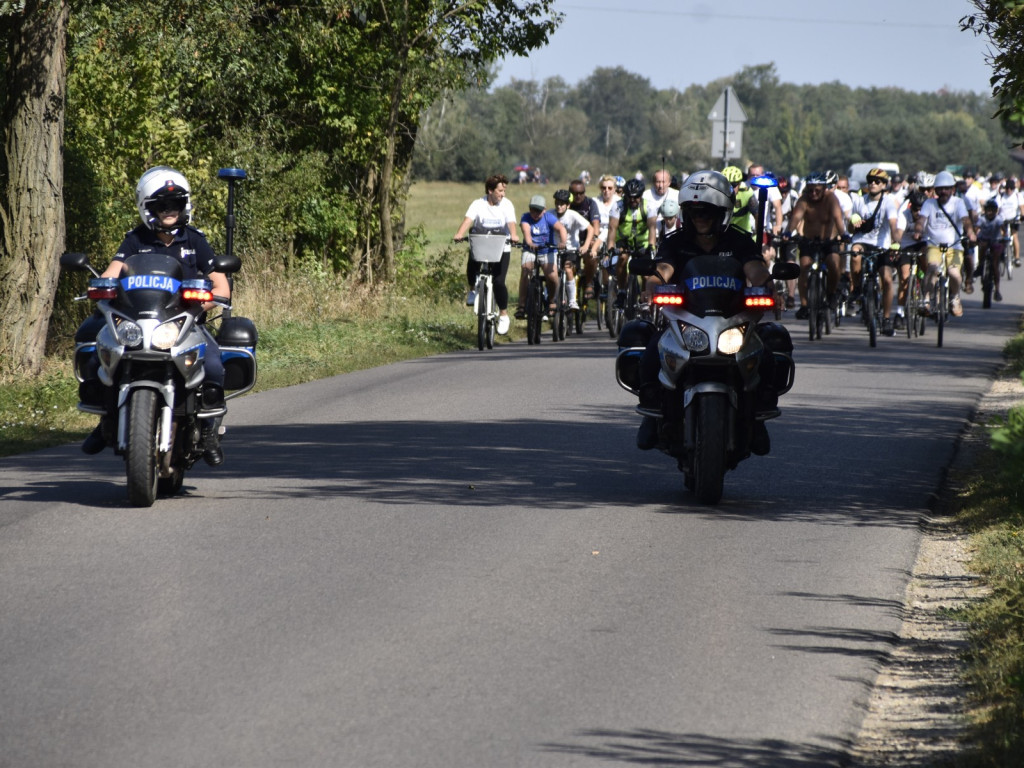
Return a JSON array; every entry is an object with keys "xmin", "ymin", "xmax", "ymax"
[
  {"xmin": 636, "ymin": 415, "xmax": 659, "ymax": 450},
  {"xmin": 613, "ymin": 290, "xmax": 626, "ymax": 309},
  {"xmin": 963, "ymin": 281, "xmax": 974, "ymax": 294},
  {"xmin": 496, "ymin": 314, "xmax": 511, "ymax": 335},
  {"xmin": 568, "ymin": 300, "xmax": 579, "ymax": 310},
  {"xmin": 894, "ymin": 314, "xmax": 905, "ymax": 331},
  {"xmin": 995, "ymin": 289, "xmax": 1003, "ymax": 302},
  {"xmin": 950, "ymin": 296, "xmax": 964, "ymax": 317},
  {"xmin": 466, "ymin": 290, "xmax": 477, "ymax": 307},
  {"xmin": 785, "ymin": 295, "xmax": 795, "ymax": 309},
  {"xmin": 795, "ymin": 306, "xmax": 810, "ymax": 320},
  {"xmin": 514, "ymin": 307, "xmax": 526, "ymax": 319},
  {"xmin": 1015, "ymin": 259, "xmax": 1021, "ymax": 267},
  {"xmin": 881, "ymin": 317, "xmax": 895, "ymax": 336}
]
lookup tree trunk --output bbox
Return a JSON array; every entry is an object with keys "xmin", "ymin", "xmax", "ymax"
[{"xmin": 0, "ymin": 0, "xmax": 69, "ymax": 376}]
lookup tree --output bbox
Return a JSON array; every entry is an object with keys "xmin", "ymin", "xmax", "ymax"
[
  {"xmin": 0, "ymin": 0, "xmax": 70, "ymax": 376},
  {"xmin": 962, "ymin": 1, "xmax": 1024, "ymax": 141}
]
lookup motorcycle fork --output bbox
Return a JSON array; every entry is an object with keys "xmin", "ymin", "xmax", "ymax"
[{"xmin": 115, "ymin": 364, "xmax": 177, "ymax": 454}]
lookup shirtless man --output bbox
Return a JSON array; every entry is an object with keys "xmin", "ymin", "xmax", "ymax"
[{"xmin": 786, "ymin": 171, "xmax": 850, "ymax": 319}]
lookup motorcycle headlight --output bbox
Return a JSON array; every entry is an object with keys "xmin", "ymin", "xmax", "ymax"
[
  {"xmin": 681, "ymin": 324, "xmax": 709, "ymax": 352},
  {"xmin": 152, "ymin": 320, "xmax": 181, "ymax": 350},
  {"xmin": 718, "ymin": 327, "xmax": 746, "ymax": 356},
  {"xmin": 114, "ymin": 320, "xmax": 143, "ymax": 347}
]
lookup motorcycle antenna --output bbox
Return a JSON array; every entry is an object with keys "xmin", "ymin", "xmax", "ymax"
[{"xmin": 217, "ymin": 167, "xmax": 247, "ymax": 319}]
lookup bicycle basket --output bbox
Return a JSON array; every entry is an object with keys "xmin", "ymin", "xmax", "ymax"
[{"xmin": 469, "ymin": 233, "xmax": 507, "ymax": 263}]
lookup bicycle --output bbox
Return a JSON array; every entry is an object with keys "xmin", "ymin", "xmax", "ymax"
[
  {"xmin": 852, "ymin": 245, "xmax": 888, "ymax": 347},
  {"xmin": 793, "ymin": 236, "xmax": 835, "ymax": 341},
  {"xmin": 999, "ymin": 218, "xmax": 1017, "ymax": 281},
  {"xmin": 523, "ymin": 246, "xmax": 558, "ymax": 346},
  {"xmin": 901, "ymin": 243, "xmax": 927, "ymax": 339},
  {"xmin": 551, "ymin": 250, "xmax": 577, "ymax": 342},
  {"xmin": 459, "ymin": 234, "xmax": 508, "ymax": 351},
  {"xmin": 977, "ymin": 237, "xmax": 1002, "ymax": 309},
  {"xmin": 923, "ymin": 240, "xmax": 967, "ymax": 348}
]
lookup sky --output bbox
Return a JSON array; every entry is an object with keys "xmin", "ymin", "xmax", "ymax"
[{"xmin": 494, "ymin": 0, "xmax": 995, "ymax": 95}]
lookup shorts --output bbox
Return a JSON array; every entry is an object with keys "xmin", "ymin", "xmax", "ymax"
[
  {"xmin": 925, "ymin": 246, "xmax": 964, "ymax": 271},
  {"xmin": 797, "ymin": 240, "xmax": 840, "ymax": 260},
  {"xmin": 522, "ymin": 248, "xmax": 557, "ymax": 267}
]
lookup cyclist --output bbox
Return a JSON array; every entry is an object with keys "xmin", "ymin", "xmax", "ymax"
[
  {"xmin": 606, "ymin": 177, "xmax": 655, "ymax": 306},
  {"xmin": 786, "ymin": 172, "xmax": 850, "ymax": 320},
  {"xmin": 568, "ymin": 177, "xmax": 602, "ymax": 305},
  {"xmin": 453, "ymin": 173, "xmax": 519, "ymax": 335},
  {"xmin": 912, "ymin": 170, "xmax": 976, "ymax": 317},
  {"xmin": 976, "ymin": 198, "xmax": 1006, "ymax": 302},
  {"xmin": 517, "ymin": 194, "xmax": 567, "ymax": 319},
  {"xmin": 656, "ymin": 198, "xmax": 681, "ymax": 242},
  {"xmin": 894, "ymin": 189, "xmax": 929, "ymax": 328},
  {"xmin": 634, "ymin": 169, "xmax": 786, "ymax": 455},
  {"xmin": 992, "ymin": 176, "xmax": 1023, "ymax": 269},
  {"xmin": 849, "ymin": 168, "xmax": 900, "ymax": 335},
  {"xmin": 553, "ymin": 188, "xmax": 595, "ymax": 310},
  {"xmin": 642, "ymin": 169, "xmax": 674, "ymax": 224},
  {"xmin": 722, "ymin": 165, "xmax": 754, "ymax": 236}
]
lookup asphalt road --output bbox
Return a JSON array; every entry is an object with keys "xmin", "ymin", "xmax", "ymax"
[{"xmin": 1, "ymin": 277, "xmax": 1019, "ymax": 767}]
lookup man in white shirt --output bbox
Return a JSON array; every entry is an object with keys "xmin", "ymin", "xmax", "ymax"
[{"xmin": 641, "ymin": 170, "xmax": 673, "ymax": 226}]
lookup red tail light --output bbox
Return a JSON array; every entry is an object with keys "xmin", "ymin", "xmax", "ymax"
[
  {"xmin": 182, "ymin": 287, "xmax": 213, "ymax": 303},
  {"xmin": 744, "ymin": 295, "xmax": 775, "ymax": 309},
  {"xmin": 653, "ymin": 293, "xmax": 684, "ymax": 306}
]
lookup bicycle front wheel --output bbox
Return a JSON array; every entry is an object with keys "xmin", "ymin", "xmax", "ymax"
[
  {"xmin": 807, "ymin": 272, "xmax": 821, "ymax": 341},
  {"xmin": 937, "ymin": 278, "xmax": 947, "ymax": 348},
  {"xmin": 863, "ymin": 278, "xmax": 877, "ymax": 347}
]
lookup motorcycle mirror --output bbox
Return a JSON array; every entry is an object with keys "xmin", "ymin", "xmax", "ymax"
[
  {"xmin": 213, "ymin": 252, "xmax": 242, "ymax": 274},
  {"xmin": 772, "ymin": 261, "xmax": 800, "ymax": 281},
  {"xmin": 628, "ymin": 256, "xmax": 659, "ymax": 276},
  {"xmin": 60, "ymin": 251, "xmax": 92, "ymax": 272}
]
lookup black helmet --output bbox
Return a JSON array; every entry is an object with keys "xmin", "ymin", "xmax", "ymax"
[
  {"xmin": 553, "ymin": 189, "xmax": 571, "ymax": 204},
  {"xmin": 909, "ymin": 190, "xmax": 928, "ymax": 209},
  {"xmin": 984, "ymin": 197, "xmax": 999, "ymax": 210},
  {"xmin": 623, "ymin": 178, "xmax": 645, "ymax": 199}
]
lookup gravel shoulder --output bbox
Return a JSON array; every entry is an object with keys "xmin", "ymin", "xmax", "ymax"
[{"xmin": 847, "ymin": 374, "xmax": 1023, "ymax": 766}]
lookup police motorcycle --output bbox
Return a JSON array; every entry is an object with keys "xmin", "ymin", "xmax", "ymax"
[
  {"xmin": 615, "ymin": 173, "xmax": 799, "ymax": 505},
  {"xmin": 62, "ymin": 168, "xmax": 256, "ymax": 507}
]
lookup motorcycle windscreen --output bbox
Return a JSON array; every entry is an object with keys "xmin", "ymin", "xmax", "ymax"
[
  {"xmin": 117, "ymin": 252, "xmax": 186, "ymax": 313},
  {"xmin": 677, "ymin": 253, "xmax": 747, "ymax": 317}
]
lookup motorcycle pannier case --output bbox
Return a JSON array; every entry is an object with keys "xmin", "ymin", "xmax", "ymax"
[{"xmin": 217, "ymin": 316, "xmax": 258, "ymax": 397}]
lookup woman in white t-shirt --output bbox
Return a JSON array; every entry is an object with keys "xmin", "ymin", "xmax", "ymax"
[{"xmin": 453, "ymin": 174, "xmax": 520, "ymax": 335}]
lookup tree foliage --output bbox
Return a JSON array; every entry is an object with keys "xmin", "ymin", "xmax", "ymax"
[
  {"xmin": 413, "ymin": 63, "xmax": 1017, "ymax": 185},
  {"xmin": 962, "ymin": 0, "xmax": 1024, "ymax": 141}
]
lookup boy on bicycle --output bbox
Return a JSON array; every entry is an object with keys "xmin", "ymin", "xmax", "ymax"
[{"xmin": 976, "ymin": 198, "xmax": 1006, "ymax": 302}]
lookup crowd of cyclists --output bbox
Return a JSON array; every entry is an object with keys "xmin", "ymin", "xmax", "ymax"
[{"xmin": 453, "ymin": 163, "xmax": 1022, "ymax": 340}]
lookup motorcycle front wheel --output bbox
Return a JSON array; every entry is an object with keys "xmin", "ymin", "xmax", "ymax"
[
  {"xmin": 126, "ymin": 388, "xmax": 159, "ymax": 507},
  {"xmin": 692, "ymin": 393, "xmax": 728, "ymax": 505}
]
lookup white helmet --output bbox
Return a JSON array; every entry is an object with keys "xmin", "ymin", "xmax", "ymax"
[
  {"xmin": 678, "ymin": 169, "xmax": 734, "ymax": 233},
  {"xmin": 136, "ymin": 166, "xmax": 192, "ymax": 232},
  {"xmin": 933, "ymin": 170, "xmax": 956, "ymax": 189}
]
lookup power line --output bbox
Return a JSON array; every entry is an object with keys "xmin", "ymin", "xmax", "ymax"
[{"xmin": 558, "ymin": 3, "xmax": 962, "ymax": 30}]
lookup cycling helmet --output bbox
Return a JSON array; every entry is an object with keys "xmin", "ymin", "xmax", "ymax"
[
  {"xmin": 623, "ymin": 178, "xmax": 645, "ymax": 199},
  {"xmin": 136, "ymin": 166, "xmax": 192, "ymax": 232},
  {"xmin": 866, "ymin": 167, "xmax": 890, "ymax": 182},
  {"xmin": 917, "ymin": 172, "xmax": 935, "ymax": 189},
  {"xmin": 933, "ymin": 170, "xmax": 956, "ymax": 189},
  {"xmin": 721, "ymin": 166, "xmax": 744, "ymax": 184},
  {"xmin": 909, "ymin": 190, "xmax": 928, "ymax": 209},
  {"xmin": 553, "ymin": 189, "xmax": 571, "ymax": 204},
  {"xmin": 660, "ymin": 198, "xmax": 680, "ymax": 218},
  {"xmin": 678, "ymin": 169, "xmax": 734, "ymax": 233},
  {"xmin": 824, "ymin": 169, "xmax": 838, "ymax": 187},
  {"xmin": 614, "ymin": 175, "xmax": 626, "ymax": 189},
  {"xmin": 984, "ymin": 197, "xmax": 999, "ymax": 210},
  {"xmin": 804, "ymin": 172, "xmax": 829, "ymax": 186}
]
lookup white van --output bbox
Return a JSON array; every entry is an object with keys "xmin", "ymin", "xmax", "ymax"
[{"xmin": 847, "ymin": 162, "xmax": 900, "ymax": 191}]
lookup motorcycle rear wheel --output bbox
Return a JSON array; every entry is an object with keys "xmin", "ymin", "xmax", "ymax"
[
  {"xmin": 692, "ymin": 393, "xmax": 727, "ymax": 505},
  {"xmin": 126, "ymin": 388, "xmax": 159, "ymax": 507}
]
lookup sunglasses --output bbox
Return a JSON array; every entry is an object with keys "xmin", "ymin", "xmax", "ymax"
[
  {"xmin": 149, "ymin": 197, "xmax": 186, "ymax": 213},
  {"xmin": 868, "ymin": 178, "xmax": 886, "ymax": 185}
]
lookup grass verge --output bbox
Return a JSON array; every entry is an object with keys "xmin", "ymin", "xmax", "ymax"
[{"xmin": 955, "ymin": 337, "xmax": 1024, "ymax": 766}]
